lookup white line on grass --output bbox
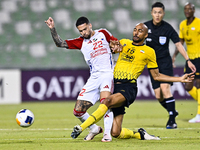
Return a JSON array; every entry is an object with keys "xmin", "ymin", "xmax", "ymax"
[
  {"xmin": 1, "ymin": 127, "xmax": 200, "ymax": 131},
  {"xmin": 161, "ymin": 136, "xmax": 200, "ymax": 139},
  {"xmin": 0, "ymin": 128, "xmax": 72, "ymax": 131},
  {"xmin": 1, "ymin": 136, "xmax": 200, "ymax": 141},
  {"xmin": 1, "ymin": 138, "xmax": 81, "ymax": 141}
]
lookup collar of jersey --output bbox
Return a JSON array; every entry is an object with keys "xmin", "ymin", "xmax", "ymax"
[
  {"xmin": 151, "ymin": 19, "xmax": 164, "ymax": 28},
  {"xmin": 132, "ymin": 42, "xmax": 145, "ymax": 46}
]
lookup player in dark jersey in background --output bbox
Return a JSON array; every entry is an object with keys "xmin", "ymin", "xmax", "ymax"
[
  {"xmin": 172, "ymin": 2, "xmax": 200, "ymax": 123},
  {"xmin": 144, "ymin": 2, "xmax": 196, "ymax": 129}
]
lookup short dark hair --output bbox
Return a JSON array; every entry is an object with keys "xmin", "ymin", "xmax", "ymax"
[
  {"xmin": 76, "ymin": 16, "xmax": 90, "ymax": 27},
  {"xmin": 151, "ymin": 2, "xmax": 165, "ymax": 11}
]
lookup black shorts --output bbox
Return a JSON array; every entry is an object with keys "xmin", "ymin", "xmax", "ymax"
[
  {"xmin": 148, "ymin": 55, "xmax": 173, "ymax": 89},
  {"xmin": 112, "ymin": 82, "xmax": 138, "ymax": 117},
  {"xmin": 184, "ymin": 57, "xmax": 200, "ymax": 79}
]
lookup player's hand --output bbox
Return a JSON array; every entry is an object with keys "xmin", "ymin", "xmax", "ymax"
[
  {"xmin": 110, "ymin": 40, "xmax": 122, "ymax": 52},
  {"xmin": 187, "ymin": 60, "xmax": 196, "ymax": 73},
  {"xmin": 180, "ymin": 72, "xmax": 194, "ymax": 83},
  {"xmin": 45, "ymin": 17, "xmax": 55, "ymax": 29}
]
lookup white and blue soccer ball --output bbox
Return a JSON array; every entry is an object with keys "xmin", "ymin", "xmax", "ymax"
[{"xmin": 16, "ymin": 109, "xmax": 34, "ymax": 127}]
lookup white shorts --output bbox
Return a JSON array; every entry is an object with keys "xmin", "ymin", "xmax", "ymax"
[{"xmin": 77, "ymin": 72, "xmax": 114, "ymax": 105}]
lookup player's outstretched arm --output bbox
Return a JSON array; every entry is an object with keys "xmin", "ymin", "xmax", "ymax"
[
  {"xmin": 179, "ymin": 73, "xmax": 195, "ymax": 83},
  {"xmin": 109, "ymin": 40, "xmax": 122, "ymax": 53},
  {"xmin": 150, "ymin": 68, "xmax": 194, "ymax": 83},
  {"xmin": 45, "ymin": 17, "xmax": 68, "ymax": 48}
]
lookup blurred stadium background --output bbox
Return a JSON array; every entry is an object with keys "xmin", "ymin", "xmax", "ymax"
[
  {"xmin": 0, "ymin": 0, "xmax": 200, "ymax": 104},
  {"xmin": 1, "ymin": 0, "xmax": 200, "ymax": 69}
]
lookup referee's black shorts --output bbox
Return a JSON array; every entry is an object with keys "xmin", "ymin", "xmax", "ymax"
[
  {"xmin": 184, "ymin": 57, "xmax": 200, "ymax": 79},
  {"xmin": 112, "ymin": 82, "xmax": 137, "ymax": 117},
  {"xmin": 148, "ymin": 55, "xmax": 173, "ymax": 89}
]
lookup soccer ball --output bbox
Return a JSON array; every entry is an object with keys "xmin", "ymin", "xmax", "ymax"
[{"xmin": 16, "ymin": 109, "xmax": 34, "ymax": 127}]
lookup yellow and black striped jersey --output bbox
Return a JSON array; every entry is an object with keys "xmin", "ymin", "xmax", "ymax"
[
  {"xmin": 179, "ymin": 17, "xmax": 200, "ymax": 59},
  {"xmin": 114, "ymin": 39, "xmax": 158, "ymax": 82}
]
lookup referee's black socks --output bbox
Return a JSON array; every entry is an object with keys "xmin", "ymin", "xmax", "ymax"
[{"xmin": 165, "ymin": 97, "xmax": 176, "ymax": 121}]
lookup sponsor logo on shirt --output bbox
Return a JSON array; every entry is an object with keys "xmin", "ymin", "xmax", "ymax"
[
  {"xmin": 90, "ymin": 48, "xmax": 108, "ymax": 58},
  {"xmin": 159, "ymin": 36, "xmax": 166, "ymax": 45},
  {"xmin": 121, "ymin": 53, "xmax": 135, "ymax": 62}
]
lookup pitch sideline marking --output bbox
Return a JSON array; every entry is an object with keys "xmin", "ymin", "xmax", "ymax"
[{"xmin": 1, "ymin": 127, "xmax": 200, "ymax": 131}]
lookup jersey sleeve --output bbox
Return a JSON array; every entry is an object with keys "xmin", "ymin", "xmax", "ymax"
[
  {"xmin": 169, "ymin": 25, "xmax": 180, "ymax": 44},
  {"xmin": 119, "ymin": 39, "xmax": 126, "ymax": 46},
  {"xmin": 179, "ymin": 21, "xmax": 184, "ymax": 39},
  {"xmin": 146, "ymin": 48, "xmax": 158, "ymax": 69},
  {"xmin": 65, "ymin": 37, "xmax": 84, "ymax": 49},
  {"xmin": 99, "ymin": 29, "xmax": 118, "ymax": 42}
]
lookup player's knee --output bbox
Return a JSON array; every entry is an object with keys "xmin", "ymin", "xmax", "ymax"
[
  {"xmin": 101, "ymin": 97, "xmax": 112, "ymax": 108},
  {"xmin": 111, "ymin": 129, "xmax": 121, "ymax": 138},
  {"xmin": 184, "ymin": 84, "xmax": 193, "ymax": 91},
  {"xmin": 73, "ymin": 109, "xmax": 86, "ymax": 117},
  {"xmin": 196, "ymin": 80, "xmax": 200, "ymax": 89}
]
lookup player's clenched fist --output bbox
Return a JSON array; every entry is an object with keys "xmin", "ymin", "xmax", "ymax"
[{"xmin": 45, "ymin": 17, "xmax": 55, "ymax": 29}]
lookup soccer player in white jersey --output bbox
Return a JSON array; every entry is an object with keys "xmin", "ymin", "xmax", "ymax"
[{"xmin": 45, "ymin": 16, "xmax": 119, "ymax": 142}]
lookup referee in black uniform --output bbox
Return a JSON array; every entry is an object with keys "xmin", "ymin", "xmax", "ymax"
[{"xmin": 144, "ymin": 2, "xmax": 196, "ymax": 129}]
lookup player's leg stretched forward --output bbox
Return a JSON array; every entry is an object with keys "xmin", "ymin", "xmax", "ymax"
[
  {"xmin": 71, "ymin": 93, "xmax": 160, "ymax": 140},
  {"xmin": 73, "ymin": 100, "xmax": 103, "ymax": 140},
  {"xmin": 111, "ymin": 112, "xmax": 160, "ymax": 140}
]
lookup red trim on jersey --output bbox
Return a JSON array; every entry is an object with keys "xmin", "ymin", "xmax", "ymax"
[
  {"xmin": 98, "ymin": 29, "xmax": 118, "ymax": 43},
  {"xmin": 65, "ymin": 37, "xmax": 84, "ymax": 49}
]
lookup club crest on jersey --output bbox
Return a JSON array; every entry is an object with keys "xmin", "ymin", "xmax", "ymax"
[
  {"xmin": 159, "ymin": 36, "xmax": 166, "ymax": 45},
  {"xmin": 191, "ymin": 27, "xmax": 195, "ymax": 30},
  {"xmin": 93, "ymin": 38, "xmax": 97, "ymax": 42},
  {"xmin": 148, "ymin": 29, "xmax": 151, "ymax": 33}
]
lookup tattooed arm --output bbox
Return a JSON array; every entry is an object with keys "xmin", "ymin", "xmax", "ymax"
[
  {"xmin": 45, "ymin": 17, "xmax": 68, "ymax": 48},
  {"xmin": 50, "ymin": 27, "xmax": 68, "ymax": 48}
]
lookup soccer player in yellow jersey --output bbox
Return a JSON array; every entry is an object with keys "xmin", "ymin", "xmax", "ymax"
[
  {"xmin": 173, "ymin": 2, "xmax": 200, "ymax": 123},
  {"xmin": 71, "ymin": 23, "xmax": 194, "ymax": 141}
]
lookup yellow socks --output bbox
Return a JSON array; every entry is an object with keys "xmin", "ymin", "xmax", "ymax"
[
  {"xmin": 117, "ymin": 128, "xmax": 141, "ymax": 139},
  {"xmin": 80, "ymin": 104, "xmax": 108, "ymax": 131},
  {"xmin": 197, "ymin": 89, "xmax": 200, "ymax": 114},
  {"xmin": 188, "ymin": 87, "xmax": 200, "ymax": 115},
  {"xmin": 188, "ymin": 86, "xmax": 197, "ymax": 101}
]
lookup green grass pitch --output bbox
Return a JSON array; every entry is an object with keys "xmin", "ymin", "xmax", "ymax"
[{"xmin": 0, "ymin": 100, "xmax": 199, "ymax": 150}]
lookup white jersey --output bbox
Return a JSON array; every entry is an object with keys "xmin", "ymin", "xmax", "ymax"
[{"xmin": 65, "ymin": 28, "xmax": 117, "ymax": 75}]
